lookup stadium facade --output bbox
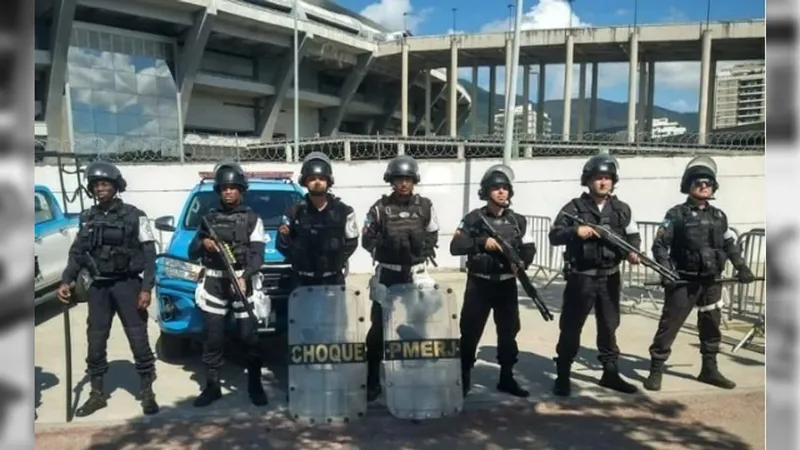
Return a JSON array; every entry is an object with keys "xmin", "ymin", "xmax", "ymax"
[{"xmin": 34, "ymin": 0, "xmax": 472, "ymax": 156}]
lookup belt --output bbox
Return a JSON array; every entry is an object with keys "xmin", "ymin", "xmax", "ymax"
[
  {"xmin": 378, "ymin": 263, "xmax": 427, "ymax": 274},
  {"xmin": 204, "ymin": 268, "xmax": 244, "ymax": 278},
  {"xmin": 470, "ymin": 272, "xmax": 516, "ymax": 281},
  {"xmin": 571, "ymin": 267, "xmax": 619, "ymax": 276},
  {"xmin": 297, "ymin": 271, "xmax": 338, "ymax": 278}
]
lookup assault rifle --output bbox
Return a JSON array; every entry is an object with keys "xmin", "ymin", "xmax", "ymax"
[
  {"xmin": 561, "ymin": 213, "xmax": 680, "ymax": 283},
  {"xmin": 643, "ymin": 276, "xmax": 764, "ymax": 287},
  {"xmin": 479, "ymin": 216, "xmax": 554, "ymax": 322},
  {"xmin": 201, "ymin": 217, "xmax": 260, "ymax": 325}
]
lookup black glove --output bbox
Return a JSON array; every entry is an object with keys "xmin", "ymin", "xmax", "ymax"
[
  {"xmin": 735, "ymin": 266, "xmax": 755, "ymax": 284},
  {"xmin": 660, "ymin": 275, "xmax": 677, "ymax": 289}
]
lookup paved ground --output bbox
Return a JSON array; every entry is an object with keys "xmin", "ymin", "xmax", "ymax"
[{"xmin": 34, "ymin": 272, "xmax": 766, "ymax": 449}]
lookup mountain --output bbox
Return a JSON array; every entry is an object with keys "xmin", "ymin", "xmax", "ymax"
[{"xmin": 457, "ymin": 78, "xmax": 700, "ymax": 135}]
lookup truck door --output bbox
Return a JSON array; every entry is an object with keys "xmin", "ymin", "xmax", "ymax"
[{"xmin": 34, "ymin": 189, "xmax": 74, "ymax": 290}]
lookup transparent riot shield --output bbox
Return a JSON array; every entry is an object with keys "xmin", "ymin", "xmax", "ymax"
[
  {"xmin": 381, "ymin": 279, "xmax": 463, "ymax": 420},
  {"xmin": 287, "ymin": 285, "xmax": 368, "ymax": 424}
]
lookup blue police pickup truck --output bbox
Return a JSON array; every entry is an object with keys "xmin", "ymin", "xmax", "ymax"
[
  {"xmin": 34, "ymin": 185, "xmax": 80, "ymax": 306},
  {"xmin": 152, "ymin": 171, "xmax": 305, "ymax": 359}
]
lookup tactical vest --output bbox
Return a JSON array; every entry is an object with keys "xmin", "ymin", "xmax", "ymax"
[
  {"xmin": 78, "ymin": 203, "xmax": 144, "ymax": 276},
  {"xmin": 670, "ymin": 204, "xmax": 727, "ymax": 277},
  {"xmin": 374, "ymin": 194, "xmax": 430, "ymax": 265},
  {"xmin": 203, "ymin": 208, "xmax": 252, "ymax": 269},
  {"xmin": 466, "ymin": 210, "xmax": 521, "ymax": 275},
  {"xmin": 288, "ymin": 199, "xmax": 347, "ymax": 275},
  {"xmin": 565, "ymin": 197, "xmax": 629, "ymax": 270}
]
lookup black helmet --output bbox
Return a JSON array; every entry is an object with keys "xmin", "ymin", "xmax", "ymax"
[
  {"xmin": 85, "ymin": 161, "xmax": 127, "ymax": 194},
  {"xmin": 478, "ymin": 164, "xmax": 515, "ymax": 200},
  {"xmin": 680, "ymin": 156, "xmax": 718, "ymax": 194},
  {"xmin": 213, "ymin": 162, "xmax": 248, "ymax": 192},
  {"xmin": 299, "ymin": 151, "xmax": 334, "ymax": 187},
  {"xmin": 383, "ymin": 155, "xmax": 420, "ymax": 183},
  {"xmin": 581, "ymin": 153, "xmax": 619, "ymax": 186}
]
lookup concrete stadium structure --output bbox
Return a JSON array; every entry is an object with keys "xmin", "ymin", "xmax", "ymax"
[{"xmin": 34, "ymin": 0, "xmax": 472, "ymax": 156}]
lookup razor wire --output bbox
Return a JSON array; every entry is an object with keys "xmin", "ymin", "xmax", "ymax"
[{"xmin": 34, "ymin": 130, "xmax": 764, "ymax": 165}]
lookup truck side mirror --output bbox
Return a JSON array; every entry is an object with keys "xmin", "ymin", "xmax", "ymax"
[{"xmin": 154, "ymin": 216, "xmax": 175, "ymax": 232}]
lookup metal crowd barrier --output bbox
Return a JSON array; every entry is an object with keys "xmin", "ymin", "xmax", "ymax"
[{"xmin": 523, "ymin": 214, "xmax": 765, "ymax": 320}]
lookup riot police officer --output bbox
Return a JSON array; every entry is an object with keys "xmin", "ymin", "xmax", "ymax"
[
  {"xmin": 277, "ymin": 152, "xmax": 359, "ymax": 286},
  {"xmin": 450, "ymin": 164, "xmax": 534, "ymax": 398},
  {"xmin": 362, "ymin": 155, "xmax": 439, "ymax": 401},
  {"xmin": 549, "ymin": 153, "xmax": 641, "ymax": 397},
  {"xmin": 56, "ymin": 161, "xmax": 159, "ymax": 417},
  {"xmin": 643, "ymin": 156, "xmax": 756, "ymax": 391},
  {"xmin": 188, "ymin": 162, "xmax": 268, "ymax": 408}
]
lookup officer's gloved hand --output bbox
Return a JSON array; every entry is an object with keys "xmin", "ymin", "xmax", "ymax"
[{"xmin": 735, "ymin": 266, "xmax": 756, "ymax": 284}]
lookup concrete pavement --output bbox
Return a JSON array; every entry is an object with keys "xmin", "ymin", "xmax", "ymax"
[{"xmin": 34, "ymin": 272, "xmax": 765, "ymax": 448}]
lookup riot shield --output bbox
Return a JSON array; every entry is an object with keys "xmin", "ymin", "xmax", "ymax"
[
  {"xmin": 381, "ymin": 279, "xmax": 463, "ymax": 420},
  {"xmin": 287, "ymin": 285, "xmax": 368, "ymax": 424}
]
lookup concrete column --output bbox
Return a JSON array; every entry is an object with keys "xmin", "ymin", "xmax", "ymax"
[
  {"xmin": 522, "ymin": 65, "xmax": 530, "ymax": 135},
  {"xmin": 470, "ymin": 65, "xmax": 478, "ymax": 136},
  {"xmin": 401, "ymin": 41, "xmax": 409, "ymax": 137},
  {"xmin": 697, "ymin": 30, "xmax": 712, "ymax": 145},
  {"xmin": 504, "ymin": 38, "xmax": 513, "ymax": 124},
  {"xmin": 258, "ymin": 37, "xmax": 309, "ymax": 139},
  {"xmin": 178, "ymin": 5, "xmax": 217, "ymax": 122},
  {"xmin": 708, "ymin": 58, "xmax": 718, "ymax": 132},
  {"xmin": 536, "ymin": 63, "xmax": 546, "ymax": 138},
  {"xmin": 562, "ymin": 33, "xmax": 574, "ymax": 141},
  {"xmin": 626, "ymin": 32, "xmax": 639, "ymax": 143},
  {"xmin": 646, "ymin": 60, "xmax": 655, "ymax": 135},
  {"xmin": 44, "ymin": 0, "xmax": 78, "ymax": 142},
  {"xmin": 448, "ymin": 37, "xmax": 459, "ymax": 137},
  {"xmin": 577, "ymin": 63, "xmax": 586, "ymax": 136},
  {"xmin": 424, "ymin": 70, "xmax": 432, "ymax": 135},
  {"xmin": 321, "ymin": 53, "xmax": 374, "ymax": 136},
  {"xmin": 589, "ymin": 62, "xmax": 599, "ymax": 132},
  {"xmin": 488, "ymin": 66, "xmax": 497, "ymax": 134},
  {"xmin": 637, "ymin": 60, "xmax": 647, "ymax": 140}
]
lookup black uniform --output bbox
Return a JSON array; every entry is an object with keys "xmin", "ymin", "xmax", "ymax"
[
  {"xmin": 644, "ymin": 199, "xmax": 754, "ymax": 389},
  {"xmin": 188, "ymin": 163, "xmax": 267, "ymax": 408},
  {"xmin": 549, "ymin": 154, "xmax": 640, "ymax": 397},
  {"xmin": 450, "ymin": 205, "xmax": 534, "ymax": 398},
  {"xmin": 60, "ymin": 161, "xmax": 159, "ymax": 417},
  {"xmin": 277, "ymin": 193, "xmax": 359, "ymax": 286},
  {"xmin": 362, "ymin": 192, "xmax": 438, "ymax": 399}
]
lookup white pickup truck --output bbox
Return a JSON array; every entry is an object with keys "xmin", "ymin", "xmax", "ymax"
[{"xmin": 34, "ymin": 184, "xmax": 80, "ymax": 306}]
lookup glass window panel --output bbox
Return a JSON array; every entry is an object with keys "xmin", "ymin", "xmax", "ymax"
[
  {"xmin": 133, "ymin": 55, "xmax": 155, "ymax": 74},
  {"xmin": 98, "ymin": 134, "xmax": 121, "ymax": 154},
  {"xmin": 72, "ymin": 110, "xmax": 95, "ymax": 133},
  {"xmin": 138, "ymin": 95, "xmax": 160, "ymax": 117},
  {"xmin": 114, "ymin": 71, "xmax": 137, "ymax": 94},
  {"xmin": 95, "ymin": 51, "xmax": 115, "ymax": 70},
  {"xmin": 158, "ymin": 96, "xmax": 178, "ymax": 118},
  {"xmin": 143, "ymin": 40, "xmax": 157, "ymax": 58},
  {"xmin": 67, "ymin": 66, "xmax": 93, "ymax": 89},
  {"xmin": 75, "ymin": 28, "xmax": 89, "ymax": 48},
  {"xmin": 132, "ymin": 38, "xmax": 146, "ymax": 58},
  {"xmin": 69, "ymin": 87, "xmax": 93, "ymax": 111},
  {"xmin": 136, "ymin": 73, "xmax": 159, "ymax": 96},
  {"xmin": 113, "ymin": 53, "xmax": 135, "ymax": 73},
  {"xmin": 122, "ymin": 36, "xmax": 135, "ymax": 56},
  {"xmin": 88, "ymin": 30, "xmax": 100, "ymax": 51},
  {"xmin": 91, "ymin": 90, "xmax": 117, "ymax": 114},
  {"xmin": 159, "ymin": 117, "xmax": 180, "ymax": 134},
  {"xmin": 112, "ymin": 34, "xmax": 124, "ymax": 54},
  {"xmin": 93, "ymin": 69, "xmax": 116, "ymax": 92},
  {"xmin": 67, "ymin": 46, "xmax": 87, "ymax": 65},
  {"xmin": 115, "ymin": 92, "xmax": 138, "ymax": 115},
  {"xmin": 153, "ymin": 59, "xmax": 172, "ymax": 78},
  {"xmin": 94, "ymin": 111, "xmax": 118, "ymax": 134},
  {"xmin": 156, "ymin": 76, "xmax": 177, "ymax": 97},
  {"xmin": 117, "ymin": 114, "xmax": 142, "ymax": 136},
  {"xmin": 140, "ymin": 117, "xmax": 160, "ymax": 136},
  {"xmin": 98, "ymin": 32, "xmax": 112, "ymax": 52}
]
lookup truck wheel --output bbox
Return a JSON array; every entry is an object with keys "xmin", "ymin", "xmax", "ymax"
[{"xmin": 156, "ymin": 333, "xmax": 187, "ymax": 362}]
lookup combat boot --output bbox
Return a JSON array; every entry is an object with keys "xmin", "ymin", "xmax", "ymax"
[
  {"xmin": 139, "ymin": 372, "xmax": 159, "ymax": 415},
  {"xmin": 552, "ymin": 359, "xmax": 571, "ymax": 397},
  {"xmin": 643, "ymin": 360, "xmax": 665, "ymax": 391},
  {"xmin": 598, "ymin": 362, "xmax": 638, "ymax": 394},
  {"xmin": 247, "ymin": 361, "xmax": 268, "ymax": 406},
  {"xmin": 75, "ymin": 376, "xmax": 107, "ymax": 417},
  {"xmin": 697, "ymin": 356, "xmax": 736, "ymax": 389},
  {"xmin": 497, "ymin": 366, "xmax": 529, "ymax": 398},
  {"xmin": 461, "ymin": 368, "xmax": 471, "ymax": 397},
  {"xmin": 366, "ymin": 360, "xmax": 381, "ymax": 402},
  {"xmin": 193, "ymin": 369, "xmax": 222, "ymax": 407}
]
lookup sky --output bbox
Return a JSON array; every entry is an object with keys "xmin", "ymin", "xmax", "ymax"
[{"xmin": 340, "ymin": 0, "xmax": 765, "ymax": 113}]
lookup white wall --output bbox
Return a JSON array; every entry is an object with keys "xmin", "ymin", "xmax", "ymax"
[{"xmin": 34, "ymin": 155, "xmax": 765, "ymax": 274}]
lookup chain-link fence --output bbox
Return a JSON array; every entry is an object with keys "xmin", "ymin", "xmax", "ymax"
[
  {"xmin": 34, "ymin": 130, "xmax": 765, "ymax": 165},
  {"xmin": 522, "ymin": 215, "xmax": 766, "ymax": 322}
]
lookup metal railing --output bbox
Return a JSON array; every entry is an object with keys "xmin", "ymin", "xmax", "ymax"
[
  {"xmin": 522, "ymin": 215, "xmax": 766, "ymax": 321},
  {"xmin": 34, "ymin": 131, "xmax": 765, "ymax": 165}
]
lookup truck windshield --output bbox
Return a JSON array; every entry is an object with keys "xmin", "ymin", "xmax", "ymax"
[{"xmin": 183, "ymin": 190, "xmax": 303, "ymax": 230}]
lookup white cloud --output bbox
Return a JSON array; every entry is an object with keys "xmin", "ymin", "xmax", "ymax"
[
  {"xmin": 471, "ymin": 1, "xmax": 765, "ymax": 108},
  {"xmin": 360, "ymin": 0, "xmax": 432, "ymax": 33},
  {"xmin": 668, "ymin": 99, "xmax": 692, "ymax": 112}
]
